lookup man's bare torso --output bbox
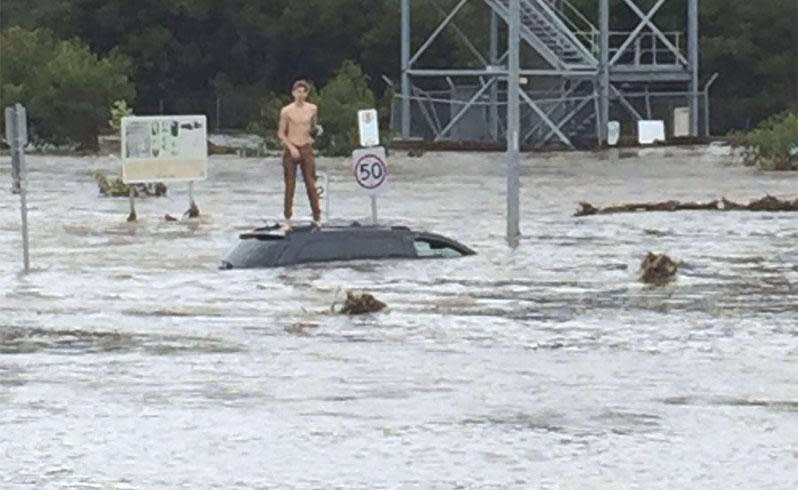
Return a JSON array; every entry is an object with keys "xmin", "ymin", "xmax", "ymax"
[{"xmin": 280, "ymin": 102, "xmax": 317, "ymax": 148}]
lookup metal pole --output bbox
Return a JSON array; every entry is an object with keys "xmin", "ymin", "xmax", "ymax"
[
  {"xmin": 703, "ymin": 72, "xmax": 719, "ymax": 137},
  {"xmin": 489, "ymin": 10, "xmax": 500, "ymax": 141},
  {"xmin": 188, "ymin": 181, "xmax": 195, "ymax": 207},
  {"xmin": 216, "ymin": 97, "xmax": 222, "ymax": 131},
  {"xmin": 370, "ymin": 195, "xmax": 378, "ymax": 225},
  {"xmin": 599, "ymin": 0, "xmax": 610, "ymax": 145},
  {"xmin": 688, "ymin": 0, "xmax": 699, "ymax": 136},
  {"xmin": 17, "ymin": 150, "xmax": 29, "ymax": 273},
  {"xmin": 401, "ymin": 0, "xmax": 411, "ymax": 139},
  {"xmin": 506, "ymin": 0, "xmax": 521, "ymax": 248},
  {"xmin": 6, "ymin": 104, "xmax": 30, "ymax": 272},
  {"xmin": 127, "ymin": 187, "xmax": 137, "ymax": 222}
]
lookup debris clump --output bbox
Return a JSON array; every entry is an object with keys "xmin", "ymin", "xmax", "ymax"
[
  {"xmin": 95, "ymin": 170, "xmax": 167, "ymax": 197},
  {"xmin": 338, "ymin": 290, "xmax": 387, "ymax": 315},
  {"xmin": 640, "ymin": 252, "xmax": 678, "ymax": 285},
  {"xmin": 575, "ymin": 195, "xmax": 798, "ymax": 217}
]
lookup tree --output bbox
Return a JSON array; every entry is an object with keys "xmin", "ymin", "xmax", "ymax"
[
  {"xmin": 0, "ymin": 27, "xmax": 135, "ymax": 148},
  {"xmin": 315, "ymin": 60, "xmax": 377, "ymax": 155}
]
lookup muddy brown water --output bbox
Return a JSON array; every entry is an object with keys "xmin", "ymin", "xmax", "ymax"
[{"xmin": 1, "ymin": 145, "xmax": 797, "ymax": 488}]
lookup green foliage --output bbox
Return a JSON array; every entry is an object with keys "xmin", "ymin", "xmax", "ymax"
[
  {"xmin": 0, "ymin": 27, "xmax": 135, "ymax": 149},
  {"xmin": 108, "ymin": 99, "xmax": 133, "ymax": 132},
  {"xmin": 315, "ymin": 61, "xmax": 377, "ymax": 156},
  {"xmin": 1, "ymin": 0, "xmax": 795, "ymax": 138},
  {"xmin": 248, "ymin": 93, "xmax": 290, "ymax": 150},
  {"xmin": 731, "ymin": 112, "xmax": 798, "ymax": 171}
]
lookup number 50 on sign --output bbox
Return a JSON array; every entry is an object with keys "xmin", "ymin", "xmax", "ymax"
[{"xmin": 352, "ymin": 146, "xmax": 388, "ymax": 194}]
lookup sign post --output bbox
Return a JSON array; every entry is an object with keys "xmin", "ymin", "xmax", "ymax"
[
  {"xmin": 5, "ymin": 104, "xmax": 30, "ymax": 272},
  {"xmin": 352, "ymin": 146, "xmax": 388, "ymax": 225},
  {"xmin": 121, "ymin": 115, "xmax": 208, "ymax": 220},
  {"xmin": 354, "ymin": 109, "xmax": 386, "ymax": 225}
]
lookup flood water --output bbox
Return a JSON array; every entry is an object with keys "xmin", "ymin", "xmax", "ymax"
[{"xmin": 1, "ymin": 146, "xmax": 797, "ymax": 488}]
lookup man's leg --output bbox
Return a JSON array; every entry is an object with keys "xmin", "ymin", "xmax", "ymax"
[
  {"xmin": 298, "ymin": 146, "xmax": 322, "ymax": 223},
  {"xmin": 283, "ymin": 152, "xmax": 297, "ymax": 222}
]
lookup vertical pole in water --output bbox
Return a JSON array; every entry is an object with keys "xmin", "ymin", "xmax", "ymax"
[
  {"xmin": 688, "ymin": 0, "xmax": 700, "ymax": 136},
  {"xmin": 401, "ymin": 0, "xmax": 412, "ymax": 139},
  {"xmin": 370, "ymin": 195, "xmax": 378, "ymax": 225},
  {"xmin": 6, "ymin": 104, "xmax": 30, "ymax": 272},
  {"xmin": 506, "ymin": 0, "xmax": 521, "ymax": 249},
  {"xmin": 17, "ymin": 147, "xmax": 30, "ymax": 273},
  {"xmin": 599, "ymin": 0, "xmax": 610, "ymax": 145},
  {"xmin": 188, "ymin": 181, "xmax": 195, "ymax": 208},
  {"xmin": 489, "ymin": 10, "xmax": 500, "ymax": 141},
  {"xmin": 127, "ymin": 187, "xmax": 137, "ymax": 222}
]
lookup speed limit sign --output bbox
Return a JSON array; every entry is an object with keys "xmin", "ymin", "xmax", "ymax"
[{"xmin": 352, "ymin": 146, "xmax": 388, "ymax": 194}]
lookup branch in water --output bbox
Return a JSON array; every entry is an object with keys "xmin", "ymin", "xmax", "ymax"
[{"xmin": 575, "ymin": 195, "xmax": 798, "ymax": 217}]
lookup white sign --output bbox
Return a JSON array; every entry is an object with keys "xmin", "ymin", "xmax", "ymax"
[
  {"xmin": 121, "ymin": 115, "xmax": 207, "ymax": 183},
  {"xmin": 607, "ymin": 121, "xmax": 620, "ymax": 146},
  {"xmin": 673, "ymin": 107, "xmax": 690, "ymax": 137},
  {"xmin": 352, "ymin": 146, "xmax": 388, "ymax": 194},
  {"xmin": 637, "ymin": 120, "xmax": 666, "ymax": 145},
  {"xmin": 357, "ymin": 109, "xmax": 380, "ymax": 147},
  {"xmin": 4, "ymin": 105, "xmax": 28, "ymax": 148}
]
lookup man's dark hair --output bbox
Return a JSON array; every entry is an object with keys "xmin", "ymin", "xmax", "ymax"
[{"xmin": 292, "ymin": 80, "xmax": 311, "ymax": 92}]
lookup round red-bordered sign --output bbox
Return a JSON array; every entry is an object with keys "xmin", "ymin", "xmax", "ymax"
[{"xmin": 353, "ymin": 153, "xmax": 388, "ymax": 190}]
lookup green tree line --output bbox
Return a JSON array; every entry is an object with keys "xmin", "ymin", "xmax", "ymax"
[{"xmin": 1, "ymin": 0, "xmax": 795, "ymax": 150}]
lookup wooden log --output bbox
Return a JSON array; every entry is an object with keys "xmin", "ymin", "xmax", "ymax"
[{"xmin": 575, "ymin": 195, "xmax": 797, "ymax": 216}]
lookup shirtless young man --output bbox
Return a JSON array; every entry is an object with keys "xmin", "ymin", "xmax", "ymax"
[{"xmin": 277, "ymin": 80, "xmax": 321, "ymax": 229}]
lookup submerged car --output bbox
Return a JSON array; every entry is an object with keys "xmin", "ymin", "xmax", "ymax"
[{"xmin": 220, "ymin": 223, "xmax": 476, "ymax": 269}]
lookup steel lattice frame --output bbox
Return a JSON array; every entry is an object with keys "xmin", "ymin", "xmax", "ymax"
[{"xmin": 399, "ymin": 0, "xmax": 701, "ymax": 148}]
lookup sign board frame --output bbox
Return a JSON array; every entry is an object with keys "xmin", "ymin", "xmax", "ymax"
[
  {"xmin": 121, "ymin": 115, "xmax": 208, "ymax": 184},
  {"xmin": 357, "ymin": 109, "xmax": 380, "ymax": 148},
  {"xmin": 5, "ymin": 104, "xmax": 28, "ymax": 148},
  {"xmin": 352, "ymin": 146, "xmax": 388, "ymax": 195}
]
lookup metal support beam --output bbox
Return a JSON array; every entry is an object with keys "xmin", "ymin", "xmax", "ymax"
[
  {"xmin": 489, "ymin": 10, "xmax": 500, "ymax": 141},
  {"xmin": 599, "ymin": 0, "xmax": 610, "ymax": 144},
  {"xmin": 609, "ymin": 84, "xmax": 644, "ymax": 121},
  {"xmin": 431, "ymin": 0, "xmax": 487, "ymax": 66},
  {"xmin": 538, "ymin": 96, "xmax": 594, "ymax": 147},
  {"xmin": 436, "ymin": 79, "xmax": 497, "ymax": 140},
  {"xmin": 613, "ymin": 0, "xmax": 688, "ymax": 66},
  {"xmin": 408, "ymin": 0, "xmax": 468, "ymax": 67},
  {"xmin": 507, "ymin": 0, "xmax": 521, "ymax": 248},
  {"xmin": 688, "ymin": 0, "xmax": 700, "ymax": 136},
  {"xmin": 521, "ymin": 91, "xmax": 573, "ymax": 147},
  {"xmin": 401, "ymin": 0, "xmax": 411, "ymax": 138}
]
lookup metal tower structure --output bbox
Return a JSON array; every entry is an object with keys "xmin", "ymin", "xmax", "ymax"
[{"xmin": 398, "ymin": 0, "xmax": 701, "ymax": 148}]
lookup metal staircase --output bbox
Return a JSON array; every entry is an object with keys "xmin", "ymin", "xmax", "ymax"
[{"xmin": 484, "ymin": 0, "xmax": 598, "ymax": 71}]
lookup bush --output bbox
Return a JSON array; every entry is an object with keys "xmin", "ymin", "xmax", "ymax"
[
  {"xmin": 248, "ymin": 92, "xmax": 292, "ymax": 150},
  {"xmin": 109, "ymin": 100, "xmax": 133, "ymax": 132},
  {"xmin": 731, "ymin": 112, "xmax": 798, "ymax": 171},
  {"xmin": 315, "ymin": 60, "xmax": 377, "ymax": 156},
  {"xmin": 0, "ymin": 27, "xmax": 136, "ymax": 149}
]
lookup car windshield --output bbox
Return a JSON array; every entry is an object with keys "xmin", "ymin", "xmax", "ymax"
[{"xmin": 413, "ymin": 239, "xmax": 465, "ymax": 258}]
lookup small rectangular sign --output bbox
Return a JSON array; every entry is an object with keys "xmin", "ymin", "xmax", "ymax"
[
  {"xmin": 357, "ymin": 109, "xmax": 380, "ymax": 148},
  {"xmin": 637, "ymin": 120, "xmax": 666, "ymax": 145},
  {"xmin": 4, "ymin": 105, "xmax": 28, "ymax": 148},
  {"xmin": 121, "ymin": 115, "xmax": 207, "ymax": 183}
]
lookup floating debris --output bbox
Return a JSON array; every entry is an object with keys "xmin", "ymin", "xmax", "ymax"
[
  {"xmin": 575, "ymin": 195, "xmax": 798, "ymax": 217},
  {"xmin": 284, "ymin": 322, "xmax": 320, "ymax": 336},
  {"xmin": 184, "ymin": 202, "xmax": 201, "ymax": 218},
  {"xmin": 640, "ymin": 252, "xmax": 678, "ymax": 285},
  {"xmin": 338, "ymin": 290, "xmax": 387, "ymax": 315},
  {"xmin": 94, "ymin": 170, "xmax": 167, "ymax": 198}
]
